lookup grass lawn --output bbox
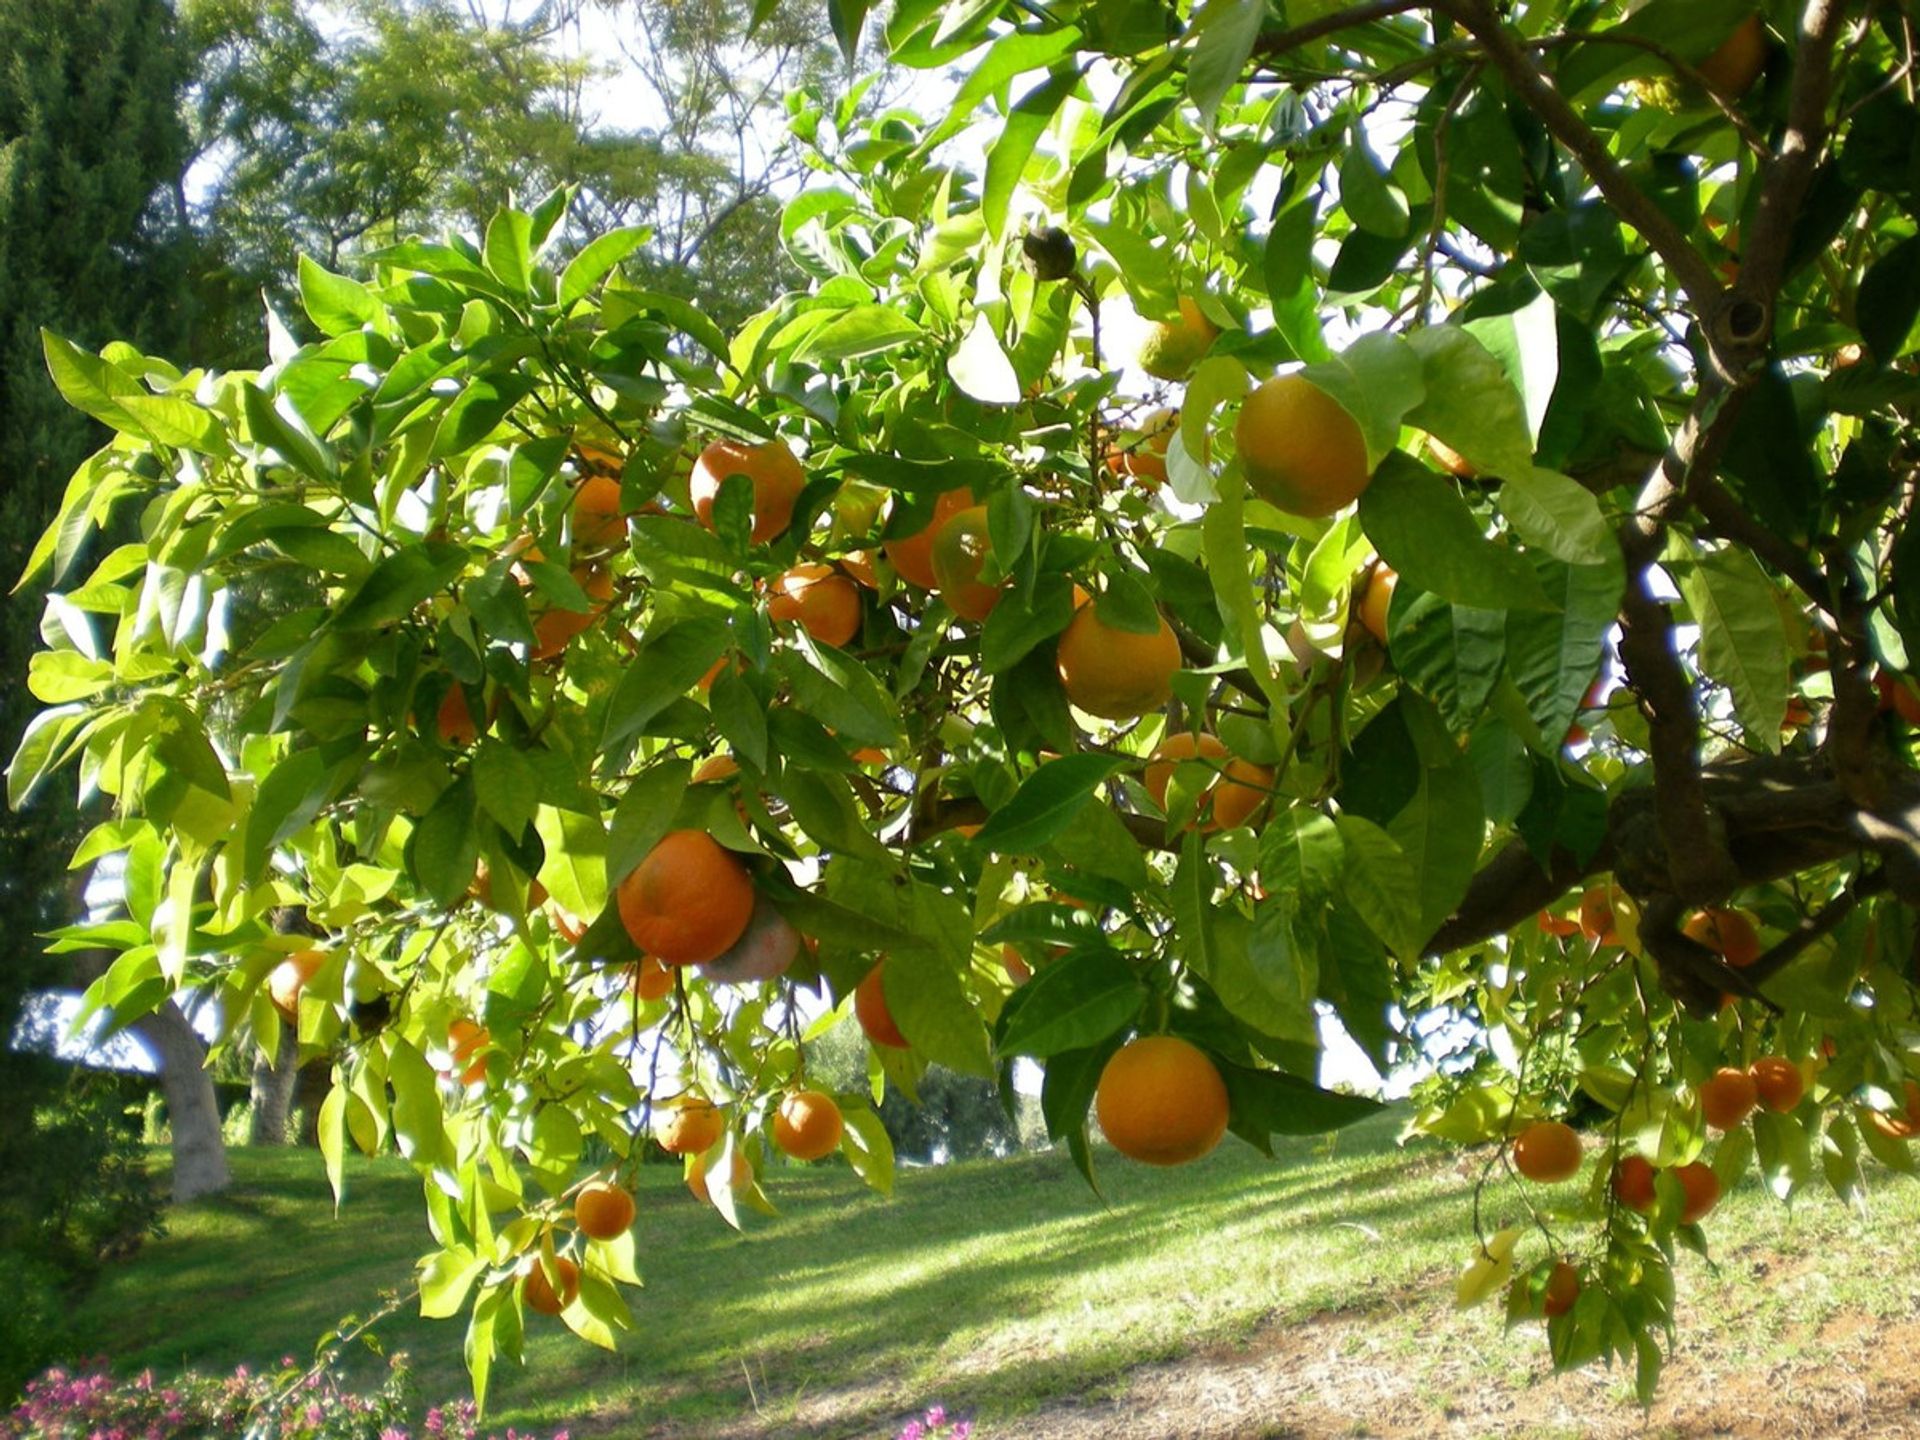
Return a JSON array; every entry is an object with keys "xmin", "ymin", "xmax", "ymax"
[{"xmin": 65, "ymin": 1112, "xmax": 1920, "ymax": 1438}]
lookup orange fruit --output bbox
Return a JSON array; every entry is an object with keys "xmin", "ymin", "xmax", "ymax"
[
  {"xmin": 929, "ymin": 505, "xmax": 1004, "ymax": 622},
  {"xmin": 849, "ymin": 746, "xmax": 889, "ymax": 767},
  {"xmin": 1613, "ymin": 1154, "xmax": 1658, "ymax": 1212},
  {"xmin": 531, "ymin": 562, "xmax": 615, "ymax": 659},
  {"xmin": 687, "ymin": 1148, "xmax": 752, "ymax": 1205},
  {"xmin": 854, "ymin": 962, "xmax": 909, "ymax": 1049},
  {"xmin": 773, "ymin": 1089, "xmax": 844, "ymax": 1161},
  {"xmin": 1358, "ymin": 565, "xmax": 1397, "ymax": 647},
  {"xmin": 571, "ymin": 474, "xmax": 628, "ymax": 549},
  {"xmin": 688, "ymin": 439, "xmax": 805, "ymax": 545},
  {"xmin": 1142, "ymin": 732, "xmax": 1272, "ymax": 832},
  {"xmin": 1578, "ymin": 886, "xmax": 1618, "ymax": 945},
  {"xmin": 615, "ymin": 830, "xmax": 755, "ymax": 966},
  {"xmin": 1683, "ymin": 908, "xmax": 1761, "ymax": 967},
  {"xmin": 1543, "ymin": 1261, "xmax": 1580, "ymax": 1318},
  {"xmin": 769, "ymin": 563, "xmax": 862, "ymax": 647},
  {"xmin": 1426, "ymin": 434, "xmax": 1475, "ymax": 478},
  {"xmin": 1749, "ymin": 1056, "xmax": 1804, "ymax": 1112},
  {"xmin": 547, "ymin": 901, "xmax": 588, "ymax": 945},
  {"xmin": 471, "ymin": 859, "xmax": 548, "ymax": 914},
  {"xmin": 1094, "ymin": 1035, "xmax": 1230, "ymax": 1166},
  {"xmin": 448, "ymin": 1018, "xmax": 489, "ymax": 1086},
  {"xmin": 1235, "ymin": 374, "xmax": 1371, "ymax": 517},
  {"xmin": 1697, "ymin": 14, "xmax": 1766, "ymax": 99},
  {"xmin": 841, "ymin": 550, "xmax": 879, "ymax": 589},
  {"xmin": 1121, "ymin": 407, "xmax": 1177, "ymax": 485},
  {"xmin": 436, "ymin": 686, "xmax": 480, "ymax": 746},
  {"xmin": 883, "ymin": 488, "xmax": 973, "ymax": 589},
  {"xmin": 573, "ymin": 1180, "xmax": 636, "ymax": 1240},
  {"xmin": 1055, "ymin": 599, "xmax": 1181, "ymax": 721},
  {"xmin": 1000, "ymin": 944, "xmax": 1032, "ymax": 984},
  {"xmin": 267, "ymin": 949, "xmax": 327, "ymax": 1024},
  {"xmin": 1699, "ymin": 1067, "xmax": 1759, "ymax": 1131},
  {"xmin": 1674, "ymin": 1161, "xmax": 1721, "ymax": 1223},
  {"xmin": 1867, "ymin": 1079, "xmax": 1920, "ymax": 1140},
  {"xmin": 657, "ymin": 1096, "xmax": 725, "ymax": 1155},
  {"xmin": 1538, "ymin": 911, "xmax": 1581, "ymax": 938},
  {"xmin": 693, "ymin": 754, "xmax": 740, "ymax": 784},
  {"xmin": 1512, "ymin": 1121, "xmax": 1582, "ymax": 1183},
  {"xmin": 1137, "ymin": 296, "xmax": 1220, "ymax": 381},
  {"xmin": 625, "ymin": 954, "xmax": 674, "ymax": 1002},
  {"xmin": 522, "ymin": 1254, "xmax": 579, "ymax": 1315}
]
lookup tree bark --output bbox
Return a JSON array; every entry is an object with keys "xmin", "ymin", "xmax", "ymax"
[
  {"xmin": 248, "ymin": 1022, "xmax": 300, "ymax": 1146},
  {"xmin": 132, "ymin": 998, "xmax": 230, "ymax": 1203}
]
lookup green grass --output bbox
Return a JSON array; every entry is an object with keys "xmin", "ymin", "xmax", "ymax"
[{"xmin": 65, "ymin": 1114, "xmax": 1920, "ymax": 1438}]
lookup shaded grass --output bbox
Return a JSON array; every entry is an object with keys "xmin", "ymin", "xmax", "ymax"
[{"xmin": 66, "ymin": 1112, "xmax": 1920, "ymax": 1437}]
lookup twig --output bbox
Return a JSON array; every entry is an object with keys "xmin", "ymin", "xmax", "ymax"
[{"xmin": 1250, "ymin": 0, "xmax": 1430, "ymax": 64}]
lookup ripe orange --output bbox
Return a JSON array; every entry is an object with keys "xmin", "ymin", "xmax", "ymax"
[
  {"xmin": 1121, "ymin": 407, "xmax": 1178, "ymax": 485},
  {"xmin": 1538, "ymin": 911, "xmax": 1581, "ymax": 938},
  {"xmin": 1749, "ymin": 1056, "xmax": 1804, "ymax": 1112},
  {"xmin": 625, "ymin": 954, "xmax": 674, "ymax": 1002},
  {"xmin": 522, "ymin": 1254, "xmax": 580, "ymax": 1315},
  {"xmin": 773, "ymin": 1089, "xmax": 845, "ymax": 1161},
  {"xmin": 687, "ymin": 1148, "xmax": 752, "ymax": 1205},
  {"xmin": 1867, "ymin": 1079, "xmax": 1920, "ymax": 1140},
  {"xmin": 1358, "ymin": 565, "xmax": 1397, "ymax": 647},
  {"xmin": 1512, "ymin": 1121, "xmax": 1582, "ymax": 1183},
  {"xmin": 693, "ymin": 754, "xmax": 740, "ymax": 785},
  {"xmin": 1543, "ymin": 1261, "xmax": 1581, "ymax": 1318},
  {"xmin": 531, "ymin": 562, "xmax": 615, "ymax": 659},
  {"xmin": 436, "ymin": 685, "xmax": 480, "ymax": 746},
  {"xmin": 1143, "ymin": 732, "xmax": 1272, "ymax": 832},
  {"xmin": 1000, "ymin": 944, "xmax": 1032, "ymax": 984},
  {"xmin": 1137, "ymin": 296, "xmax": 1220, "ymax": 382},
  {"xmin": 656, "ymin": 1096, "xmax": 725, "ymax": 1155},
  {"xmin": 1235, "ymin": 374, "xmax": 1371, "ymax": 517},
  {"xmin": 547, "ymin": 901, "xmax": 588, "ymax": 945},
  {"xmin": 571, "ymin": 474, "xmax": 628, "ymax": 549},
  {"xmin": 1674, "ymin": 1161, "xmax": 1721, "ymax": 1223},
  {"xmin": 1697, "ymin": 14, "xmax": 1766, "ymax": 99},
  {"xmin": 1613, "ymin": 1154, "xmax": 1658, "ymax": 1212},
  {"xmin": 688, "ymin": 439, "xmax": 805, "ymax": 545},
  {"xmin": 854, "ymin": 962, "xmax": 909, "ymax": 1049},
  {"xmin": 1699, "ymin": 1067, "xmax": 1759, "ymax": 1131},
  {"xmin": 1683, "ymin": 908, "xmax": 1761, "ymax": 967},
  {"xmin": 448, "ymin": 1019, "xmax": 489, "ymax": 1086},
  {"xmin": 267, "ymin": 949, "xmax": 327, "ymax": 1023},
  {"xmin": 1094, "ymin": 1035, "xmax": 1230, "ymax": 1166},
  {"xmin": 929, "ymin": 505, "xmax": 1004, "ymax": 622},
  {"xmin": 769, "ymin": 562, "xmax": 862, "ymax": 647},
  {"xmin": 1579, "ymin": 885, "xmax": 1618, "ymax": 945},
  {"xmin": 1055, "ymin": 599, "xmax": 1181, "ymax": 721},
  {"xmin": 883, "ymin": 488, "xmax": 973, "ymax": 589},
  {"xmin": 574, "ymin": 1180, "xmax": 636, "ymax": 1240},
  {"xmin": 1426, "ymin": 434, "xmax": 1475, "ymax": 478},
  {"xmin": 615, "ymin": 830, "xmax": 755, "ymax": 966}
]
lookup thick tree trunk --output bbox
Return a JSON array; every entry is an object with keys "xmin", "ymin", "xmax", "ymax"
[
  {"xmin": 132, "ymin": 998, "xmax": 230, "ymax": 1203},
  {"xmin": 248, "ymin": 1023, "xmax": 300, "ymax": 1146},
  {"xmin": 292, "ymin": 1057, "xmax": 331, "ymax": 1147}
]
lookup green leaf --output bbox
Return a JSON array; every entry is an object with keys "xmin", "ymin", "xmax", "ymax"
[
  {"xmin": 996, "ymin": 950, "xmax": 1145, "ymax": 1059},
  {"xmin": 709, "ymin": 668, "xmax": 769, "ymax": 773},
  {"xmin": 419, "ymin": 1246, "xmax": 486, "ymax": 1320},
  {"xmin": 1360, "ymin": 455, "xmax": 1554, "ymax": 611},
  {"xmin": 472, "ymin": 741, "xmax": 539, "ymax": 838},
  {"xmin": 1258, "ymin": 809, "xmax": 1343, "ymax": 906},
  {"xmin": 331, "ymin": 543, "xmax": 467, "ymax": 631},
  {"xmin": 242, "ymin": 748, "xmax": 331, "ymax": 884},
  {"xmin": 1858, "ymin": 234, "xmax": 1920, "ymax": 363},
  {"xmin": 602, "ymin": 618, "xmax": 729, "ymax": 749},
  {"xmin": 318, "ymin": 1083, "xmax": 347, "ymax": 1208},
  {"xmin": 775, "ymin": 767, "xmax": 895, "ymax": 866},
  {"xmin": 1187, "ymin": 0, "xmax": 1263, "ymax": 129},
  {"xmin": 1334, "ymin": 814, "xmax": 1423, "ymax": 959},
  {"xmin": 1463, "ymin": 289, "xmax": 1560, "ymax": 442},
  {"xmin": 1300, "ymin": 331, "xmax": 1425, "ymax": 468},
  {"xmin": 827, "ymin": 0, "xmax": 871, "ymax": 64},
  {"xmin": 1752, "ymin": 1107, "xmax": 1811, "ymax": 1201},
  {"xmin": 410, "ymin": 777, "xmax": 479, "ymax": 907},
  {"xmin": 983, "ymin": 66, "xmax": 1080, "ymax": 240},
  {"xmin": 1196, "ymin": 905, "xmax": 1319, "ymax": 1047},
  {"xmin": 1499, "ymin": 467, "xmax": 1613, "ymax": 567},
  {"xmin": 41, "ymin": 330, "xmax": 144, "ymax": 434},
  {"xmin": 243, "ymin": 382, "xmax": 337, "ymax": 481},
  {"xmin": 1040, "ymin": 1040, "xmax": 1121, "ymax": 1190},
  {"xmin": 298, "ymin": 255, "xmax": 378, "ymax": 336},
  {"xmin": 484, "ymin": 210, "xmax": 535, "ymax": 296},
  {"xmin": 1389, "ymin": 593, "xmax": 1507, "ymax": 732},
  {"xmin": 1387, "ymin": 707, "xmax": 1485, "ymax": 949},
  {"xmin": 1678, "ymin": 547, "xmax": 1791, "ymax": 752},
  {"xmin": 117, "ymin": 395, "xmax": 224, "ymax": 455},
  {"xmin": 536, "ymin": 805, "xmax": 608, "ymax": 921},
  {"xmin": 799, "ymin": 305, "xmax": 923, "ymax": 363},
  {"xmin": 973, "ymin": 753, "xmax": 1128, "ymax": 852},
  {"xmin": 1219, "ymin": 1062, "xmax": 1384, "ymax": 1142},
  {"xmin": 1504, "ymin": 556, "xmax": 1623, "ymax": 748},
  {"xmin": 1043, "ymin": 796, "xmax": 1152, "ymax": 892},
  {"xmin": 947, "ymin": 313, "xmax": 1020, "ymax": 405},
  {"xmin": 558, "ymin": 228, "xmax": 649, "ymax": 309},
  {"xmin": 1405, "ymin": 325, "xmax": 1533, "ymax": 477},
  {"xmin": 981, "ymin": 573, "xmax": 1075, "ymax": 673}
]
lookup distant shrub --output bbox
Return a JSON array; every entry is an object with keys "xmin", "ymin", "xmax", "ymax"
[{"xmin": 1, "ymin": 1355, "xmax": 571, "ymax": 1439}]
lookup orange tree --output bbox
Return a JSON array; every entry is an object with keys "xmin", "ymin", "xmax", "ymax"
[{"xmin": 12, "ymin": 0, "xmax": 1920, "ymax": 1407}]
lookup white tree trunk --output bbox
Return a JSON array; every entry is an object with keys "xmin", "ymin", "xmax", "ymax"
[{"xmin": 133, "ymin": 999, "xmax": 230, "ymax": 1202}]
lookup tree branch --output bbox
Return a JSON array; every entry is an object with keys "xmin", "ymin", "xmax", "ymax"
[{"xmin": 1251, "ymin": 0, "xmax": 1429, "ymax": 62}]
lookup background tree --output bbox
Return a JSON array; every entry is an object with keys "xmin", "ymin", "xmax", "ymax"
[{"xmin": 16, "ymin": 0, "xmax": 1920, "ymax": 1412}]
